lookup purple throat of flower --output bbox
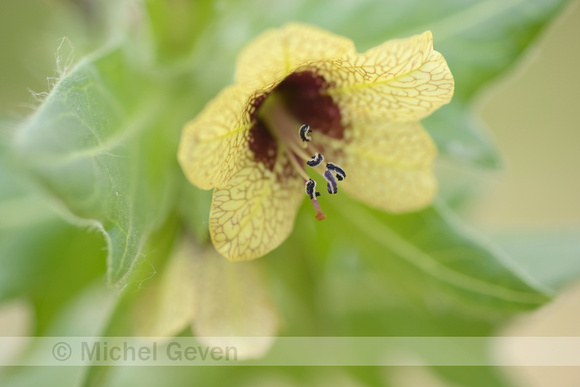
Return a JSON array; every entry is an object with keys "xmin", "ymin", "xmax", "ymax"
[{"xmin": 248, "ymin": 71, "xmax": 347, "ymax": 221}]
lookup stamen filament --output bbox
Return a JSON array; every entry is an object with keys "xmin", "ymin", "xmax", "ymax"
[
  {"xmin": 284, "ymin": 148, "xmax": 310, "ymax": 181},
  {"xmin": 285, "ymin": 138, "xmax": 314, "ymax": 161}
]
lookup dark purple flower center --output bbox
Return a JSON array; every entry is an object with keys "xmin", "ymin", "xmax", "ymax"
[
  {"xmin": 274, "ymin": 72, "xmax": 344, "ymax": 140},
  {"xmin": 248, "ymin": 71, "xmax": 345, "ymax": 171}
]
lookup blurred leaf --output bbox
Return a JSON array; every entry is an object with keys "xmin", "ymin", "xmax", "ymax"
[
  {"xmin": 192, "ymin": 246, "xmax": 279, "ymax": 360},
  {"xmin": 0, "ymin": 282, "xmax": 119, "ymax": 387},
  {"xmin": 0, "ymin": 136, "xmax": 106, "ymax": 332},
  {"xmin": 315, "ymin": 255, "xmax": 499, "ymax": 336},
  {"xmin": 0, "ymin": 219, "xmax": 106, "ymax": 332},
  {"xmin": 78, "ymin": 215, "xmax": 182, "ymax": 387},
  {"xmin": 287, "ymin": 197, "xmax": 553, "ymax": 318},
  {"xmin": 177, "ymin": 184, "xmax": 212, "ymax": 244},
  {"xmin": 104, "ymin": 364, "xmax": 383, "ymax": 387},
  {"xmin": 434, "ymin": 367, "xmax": 512, "ymax": 387},
  {"xmin": 488, "ymin": 228, "xmax": 580, "ymax": 290},
  {"xmin": 424, "ymin": 101, "xmax": 501, "ymax": 169},
  {"xmin": 133, "ymin": 237, "xmax": 196, "ymax": 337},
  {"xmin": 360, "ymin": 199, "xmax": 552, "ymax": 314},
  {"xmin": 145, "ymin": 0, "xmax": 216, "ymax": 60},
  {"xmin": 0, "ymin": 142, "xmax": 56, "ymax": 233},
  {"xmin": 260, "ymin": 241, "xmax": 323, "ymax": 336},
  {"xmin": 12, "ymin": 45, "xmax": 189, "ymax": 285}
]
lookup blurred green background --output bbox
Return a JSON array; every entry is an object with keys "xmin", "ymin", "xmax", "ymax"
[{"xmin": 0, "ymin": 1, "xmax": 579, "ymax": 386}]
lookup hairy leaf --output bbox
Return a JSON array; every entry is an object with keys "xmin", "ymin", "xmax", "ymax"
[{"xmin": 13, "ymin": 47, "xmax": 186, "ymax": 285}]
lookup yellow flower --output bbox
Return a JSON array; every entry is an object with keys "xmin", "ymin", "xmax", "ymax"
[
  {"xmin": 178, "ymin": 23, "xmax": 454, "ymax": 261},
  {"xmin": 133, "ymin": 239, "xmax": 278, "ymax": 360}
]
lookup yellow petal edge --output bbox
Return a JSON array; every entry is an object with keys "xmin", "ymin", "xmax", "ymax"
[{"xmin": 178, "ymin": 84, "xmax": 256, "ymax": 190}]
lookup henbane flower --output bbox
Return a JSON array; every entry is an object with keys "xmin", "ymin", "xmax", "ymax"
[{"xmin": 178, "ymin": 23, "xmax": 454, "ymax": 261}]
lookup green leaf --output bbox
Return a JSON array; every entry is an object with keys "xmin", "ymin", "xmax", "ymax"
[
  {"xmin": 293, "ymin": 197, "xmax": 553, "ymax": 316},
  {"xmin": 12, "ymin": 45, "xmax": 185, "ymax": 285},
  {"xmin": 267, "ymin": 236, "xmax": 502, "ymax": 336},
  {"xmin": 0, "ymin": 218, "xmax": 106, "ymax": 327},
  {"xmin": 488, "ymin": 228, "xmax": 580, "ymax": 290},
  {"xmin": 424, "ymin": 101, "xmax": 502, "ymax": 169},
  {"xmin": 0, "ymin": 283, "xmax": 119, "ymax": 387},
  {"xmin": 434, "ymin": 367, "xmax": 512, "ymax": 387},
  {"xmin": 0, "ymin": 141, "xmax": 106, "ymax": 333},
  {"xmin": 177, "ymin": 184, "xmax": 213, "ymax": 244},
  {"xmin": 145, "ymin": 0, "xmax": 216, "ymax": 60}
]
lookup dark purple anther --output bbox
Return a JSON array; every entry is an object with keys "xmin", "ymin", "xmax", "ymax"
[{"xmin": 323, "ymin": 170, "xmax": 338, "ymax": 194}]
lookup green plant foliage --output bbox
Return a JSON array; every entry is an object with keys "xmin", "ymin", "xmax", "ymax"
[
  {"xmin": 330, "ymin": 198, "xmax": 551, "ymax": 314},
  {"xmin": 12, "ymin": 47, "xmax": 191, "ymax": 285}
]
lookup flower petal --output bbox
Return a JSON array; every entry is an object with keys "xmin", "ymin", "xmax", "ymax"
[
  {"xmin": 323, "ymin": 31, "xmax": 454, "ymax": 122},
  {"xmin": 192, "ymin": 248, "xmax": 278, "ymax": 360},
  {"xmin": 133, "ymin": 238, "xmax": 196, "ymax": 338},
  {"xmin": 209, "ymin": 153, "xmax": 304, "ymax": 260},
  {"xmin": 178, "ymin": 84, "xmax": 256, "ymax": 190},
  {"xmin": 235, "ymin": 22, "xmax": 355, "ymax": 89},
  {"xmin": 333, "ymin": 121, "xmax": 437, "ymax": 212}
]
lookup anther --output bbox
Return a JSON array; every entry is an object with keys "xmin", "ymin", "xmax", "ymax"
[
  {"xmin": 326, "ymin": 162, "xmax": 346, "ymax": 181},
  {"xmin": 306, "ymin": 153, "xmax": 324, "ymax": 168},
  {"xmin": 299, "ymin": 124, "xmax": 312, "ymax": 142},
  {"xmin": 323, "ymin": 170, "xmax": 338, "ymax": 194},
  {"xmin": 305, "ymin": 178, "xmax": 320, "ymax": 200}
]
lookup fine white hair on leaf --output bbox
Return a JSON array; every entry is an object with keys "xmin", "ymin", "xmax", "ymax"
[
  {"xmin": 55, "ymin": 36, "xmax": 76, "ymax": 80},
  {"xmin": 125, "ymin": 254, "xmax": 158, "ymax": 294},
  {"xmin": 27, "ymin": 37, "xmax": 76, "ymax": 107}
]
